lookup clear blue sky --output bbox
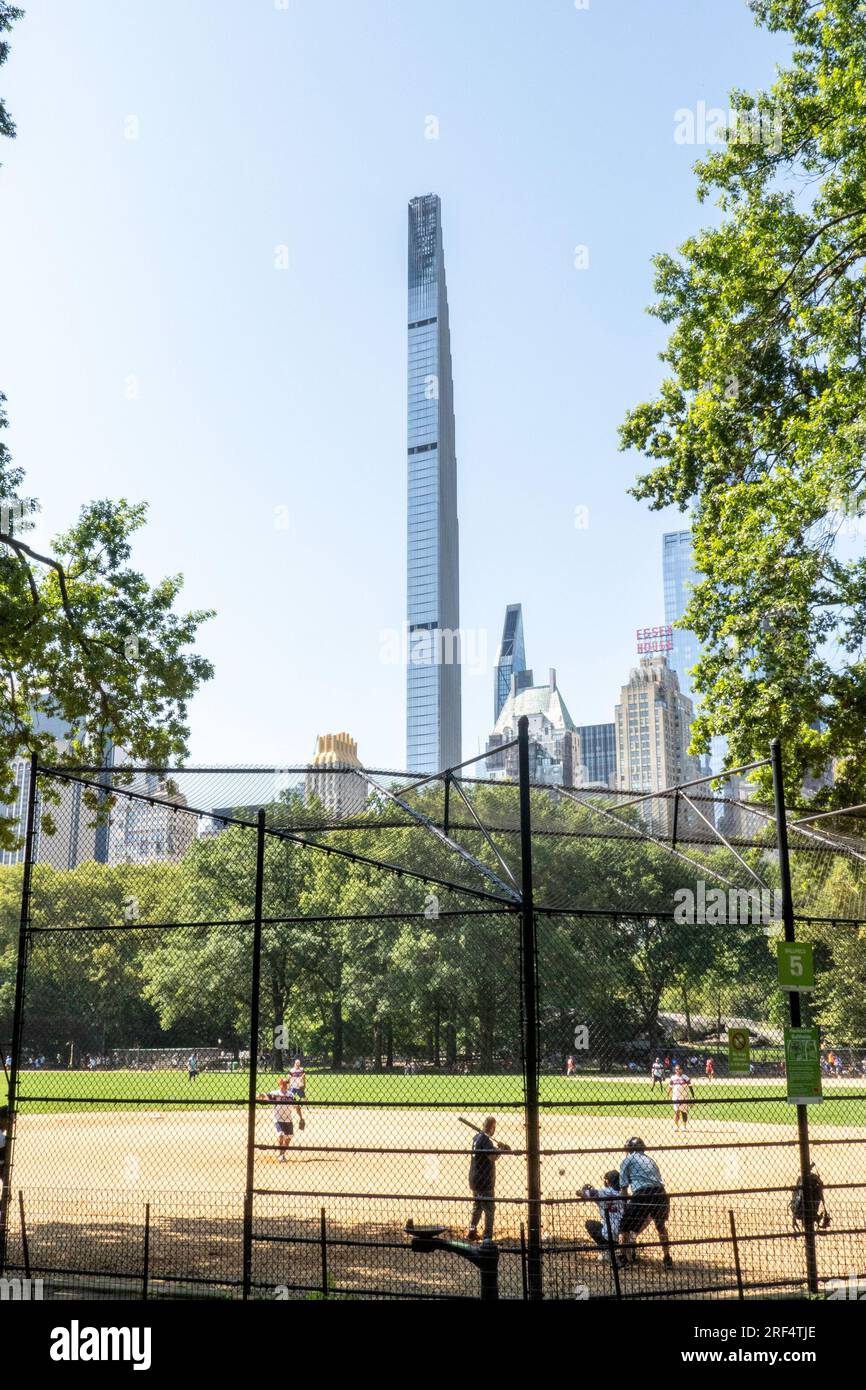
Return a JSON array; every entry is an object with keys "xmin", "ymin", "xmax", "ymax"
[{"xmin": 0, "ymin": 0, "xmax": 786, "ymax": 771}]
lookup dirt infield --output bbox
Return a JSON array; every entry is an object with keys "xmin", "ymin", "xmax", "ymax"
[{"xmin": 7, "ymin": 1106, "xmax": 866, "ymax": 1298}]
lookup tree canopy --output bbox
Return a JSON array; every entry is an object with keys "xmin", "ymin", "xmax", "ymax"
[{"xmin": 621, "ymin": 0, "xmax": 866, "ymax": 806}]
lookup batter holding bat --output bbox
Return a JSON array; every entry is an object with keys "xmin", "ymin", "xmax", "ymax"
[{"xmin": 461, "ymin": 1115, "xmax": 511, "ymax": 1243}]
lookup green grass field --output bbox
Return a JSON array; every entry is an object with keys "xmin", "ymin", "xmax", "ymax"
[{"xmin": 4, "ymin": 1068, "xmax": 865, "ymax": 1126}]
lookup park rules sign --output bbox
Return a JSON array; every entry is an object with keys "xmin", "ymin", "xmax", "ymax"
[
  {"xmin": 728, "ymin": 1027, "xmax": 750, "ymax": 1075},
  {"xmin": 784, "ymin": 1025, "xmax": 823, "ymax": 1104}
]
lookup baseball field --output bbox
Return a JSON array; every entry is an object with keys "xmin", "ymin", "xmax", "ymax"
[{"xmin": 5, "ymin": 1069, "xmax": 865, "ymax": 1298}]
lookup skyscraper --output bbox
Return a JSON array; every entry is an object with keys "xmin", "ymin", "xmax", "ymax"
[
  {"xmin": 662, "ymin": 530, "xmax": 702, "ymax": 707},
  {"xmin": 493, "ymin": 603, "xmax": 531, "ymax": 723},
  {"xmin": 406, "ymin": 194, "xmax": 461, "ymax": 773},
  {"xmin": 614, "ymin": 655, "xmax": 701, "ymax": 794},
  {"xmin": 575, "ymin": 723, "xmax": 617, "ymax": 788},
  {"xmin": 487, "ymin": 669, "xmax": 580, "ymax": 786}
]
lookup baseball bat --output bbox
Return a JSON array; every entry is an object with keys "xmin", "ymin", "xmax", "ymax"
[{"xmin": 458, "ymin": 1115, "xmax": 511, "ymax": 1151}]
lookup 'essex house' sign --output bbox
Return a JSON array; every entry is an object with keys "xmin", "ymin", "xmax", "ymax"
[{"xmin": 636, "ymin": 625, "xmax": 673, "ymax": 655}]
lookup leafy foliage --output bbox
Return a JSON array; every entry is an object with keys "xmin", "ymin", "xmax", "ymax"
[{"xmin": 620, "ymin": 0, "xmax": 866, "ymax": 805}]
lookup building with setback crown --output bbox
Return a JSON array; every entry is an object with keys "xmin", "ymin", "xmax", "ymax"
[
  {"xmin": 406, "ymin": 194, "xmax": 461, "ymax": 774},
  {"xmin": 486, "ymin": 669, "xmax": 581, "ymax": 786},
  {"xmin": 614, "ymin": 655, "xmax": 701, "ymax": 794},
  {"xmin": 305, "ymin": 732, "xmax": 367, "ymax": 819}
]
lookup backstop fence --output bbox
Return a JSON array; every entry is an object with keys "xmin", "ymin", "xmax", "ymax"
[{"xmin": 1, "ymin": 722, "xmax": 865, "ymax": 1300}]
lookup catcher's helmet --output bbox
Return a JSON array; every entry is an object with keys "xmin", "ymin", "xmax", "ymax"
[{"xmin": 625, "ymin": 1136, "xmax": 645, "ymax": 1153}]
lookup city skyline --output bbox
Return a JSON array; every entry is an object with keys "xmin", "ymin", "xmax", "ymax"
[{"xmin": 0, "ymin": 2, "xmax": 785, "ymax": 773}]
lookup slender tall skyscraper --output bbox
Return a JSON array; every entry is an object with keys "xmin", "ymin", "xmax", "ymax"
[
  {"xmin": 663, "ymin": 530, "xmax": 702, "ymax": 706},
  {"xmin": 406, "ymin": 194, "xmax": 461, "ymax": 772},
  {"xmin": 494, "ymin": 603, "xmax": 530, "ymax": 723}
]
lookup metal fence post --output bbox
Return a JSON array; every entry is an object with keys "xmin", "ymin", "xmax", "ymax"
[
  {"xmin": 517, "ymin": 715, "xmax": 543, "ymax": 1299},
  {"xmin": 771, "ymin": 738, "xmax": 819, "ymax": 1296},
  {"xmin": 242, "ymin": 808, "xmax": 267, "ymax": 1300},
  {"xmin": 0, "ymin": 753, "xmax": 38, "ymax": 1277}
]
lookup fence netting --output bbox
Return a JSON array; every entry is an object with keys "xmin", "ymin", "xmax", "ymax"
[{"xmin": 0, "ymin": 755, "xmax": 864, "ymax": 1300}]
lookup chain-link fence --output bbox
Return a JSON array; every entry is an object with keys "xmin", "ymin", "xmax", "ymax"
[{"xmin": 1, "ymin": 729, "xmax": 864, "ymax": 1300}]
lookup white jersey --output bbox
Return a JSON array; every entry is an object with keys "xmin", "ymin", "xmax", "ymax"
[
  {"xmin": 651, "ymin": 1063, "xmax": 663, "ymax": 1079},
  {"xmin": 669, "ymin": 1073, "xmax": 692, "ymax": 1103},
  {"xmin": 289, "ymin": 1066, "xmax": 305, "ymax": 1091},
  {"xmin": 583, "ymin": 1185, "xmax": 625, "ymax": 1238},
  {"xmin": 268, "ymin": 1090, "xmax": 293, "ymax": 1122}
]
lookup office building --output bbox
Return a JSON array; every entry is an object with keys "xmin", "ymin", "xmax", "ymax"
[
  {"xmin": 486, "ymin": 669, "xmax": 581, "ymax": 786},
  {"xmin": 614, "ymin": 655, "xmax": 701, "ymax": 794},
  {"xmin": 493, "ymin": 604, "xmax": 531, "ymax": 723},
  {"xmin": 305, "ymin": 732, "xmax": 367, "ymax": 819},
  {"xmin": 575, "ymin": 723, "xmax": 617, "ymax": 788},
  {"xmin": 663, "ymin": 530, "xmax": 702, "ymax": 707},
  {"xmin": 406, "ymin": 194, "xmax": 461, "ymax": 773}
]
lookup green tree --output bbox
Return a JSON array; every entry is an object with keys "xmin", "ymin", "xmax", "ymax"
[
  {"xmin": 620, "ymin": 0, "xmax": 866, "ymax": 805},
  {"xmin": 0, "ymin": 2, "xmax": 213, "ymax": 850}
]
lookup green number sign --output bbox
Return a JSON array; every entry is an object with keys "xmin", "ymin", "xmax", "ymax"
[
  {"xmin": 777, "ymin": 941, "xmax": 815, "ymax": 992},
  {"xmin": 728, "ymin": 1027, "xmax": 750, "ymax": 1075},
  {"xmin": 783, "ymin": 1025, "xmax": 823, "ymax": 1104}
]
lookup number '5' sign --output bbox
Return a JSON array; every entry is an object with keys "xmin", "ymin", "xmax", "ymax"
[{"xmin": 777, "ymin": 941, "xmax": 815, "ymax": 992}]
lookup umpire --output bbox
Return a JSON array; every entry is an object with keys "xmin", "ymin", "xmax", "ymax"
[
  {"xmin": 618, "ymin": 1137, "xmax": 673, "ymax": 1268},
  {"xmin": 466, "ymin": 1116, "xmax": 510, "ymax": 1243}
]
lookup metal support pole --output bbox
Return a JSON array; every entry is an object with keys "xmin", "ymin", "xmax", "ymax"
[
  {"xmin": 728, "ymin": 1209, "xmax": 744, "ymax": 1300},
  {"xmin": 771, "ymin": 738, "xmax": 819, "ymax": 1296},
  {"xmin": 242, "ymin": 809, "xmax": 267, "ymax": 1301},
  {"xmin": 671, "ymin": 789, "xmax": 680, "ymax": 852},
  {"xmin": 517, "ymin": 715, "xmax": 543, "ymax": 1299},
  {"xmin": 143, "ymin": 1201, "xmax": 150, "ymax": 1301},
  {"xmin": 320, "ymin": 1207, "xmax": 328, "ymax": 1296},
  {"xmin": 443, "ymin": 771, "xmax": 451, "ymax": 840},
  {"xmin": 0, "ymin": 753, "xmax": 38, "ymax": 1276}
]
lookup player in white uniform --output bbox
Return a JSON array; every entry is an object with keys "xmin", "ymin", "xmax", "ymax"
[
  {"xmin": 650, "ymin": 1057, "xmax": 665, "ymax": 1093},
  {"xmin": 667, "ymin": 1064, "xmax": 695, "ymax": 1131},
  {"xmin": 288, "ymin": 1058, "xmax": 306, "ymax": 1131},
  {"xmin": 258, "ymin": 1077, "xmax": 295, "ymax": 1160}
]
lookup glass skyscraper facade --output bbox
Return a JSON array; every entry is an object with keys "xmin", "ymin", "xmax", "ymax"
[
  {"xmin": 493, "ymin": 604, "xmax": 530, "ymax": 722},
  {"xmin": 575, "ymin": 723, "xmax": 617, "ymax": 788},
  {"xmin": 663, "ymin": 530, "xmax": 702, "ymax": 707},
  {"xmin": 406, "ymin": 194, "xmax": 461, "ymax": 773}
]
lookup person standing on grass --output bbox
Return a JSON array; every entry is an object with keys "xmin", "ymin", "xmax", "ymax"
[
  {"xmin": 650, "ymin": 1056, "xmax": 665, "ymax": 1092},
  {"xmin": 566, "ymin": 1055, "xmax": 575, "ymax": 1077},
  {"xmin": 668, "ymin": 1063, "xmax": 695, "ymax": 1132},
  {"xmin": 188, "ymin": 1052, "xmax": 198, "ymax": 1082},
  {"xmin": 466, "ymin": 1116, "xmax": 511, "ymax": 1243},
  {"xmin": 705, "ymin": 1056, "xmax": 714, "ymax": 1080},
  {"xmin": 258, "ymin": 1077, "xmax": 295, "ymax": 1161}
]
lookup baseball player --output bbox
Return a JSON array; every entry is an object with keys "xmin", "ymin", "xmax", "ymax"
[
  {"xmin": 466, "ymin": 1116, "xmax": 511, "ymax": 1242},
  {"xmin": 668, "ymin": 1063, "xmax": 695, "ymax": 1131},
  {"xmin": 580, "ymin": 1169, "xmax": 626, "ymax": 1261},
  {"xmin": 258, "ymin": 1077, "xmax": 295, "ymax": 1161},
  {"xmin": 650, "ymin": 1056, "xmax": 665, "ymax": 1092},
  {"xmin": 618, "ymin": 1137, "xmax": 673, "ymax": 1267},
  {"xmin": 288, "ymin": 1057, "xmax": 306, "ymax": 1131},
  {"xmin": 705, "ymin": 1056, "xmax": 714, "ymax": 1081}
]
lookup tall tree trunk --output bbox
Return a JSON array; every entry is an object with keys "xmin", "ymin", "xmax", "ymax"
[
  {"xmin": 374, "ymin": 1021, "xmax": 383, "ymax": 1071},
  {"xmin": 479, "ymin": 997, "xmax": 496, "ymax": 1071},
  {"xmin": 445, "ymin": 1020, "xmax": 457, "ymax": 1066},
  {"xmin": 434, "ymin": 1006, "xmax": 441, "ymax": 1070},
  {"xmin": 331, "ymin": 998, "xmax": 343, "ymax": 1069},
  {"xmin": 385, "ymin": 1021, "xmax": 394, "ymax": 1071},
  {"xmin": 682, "ymin": 982, "xmax": 692, "ymax": 1044}
]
